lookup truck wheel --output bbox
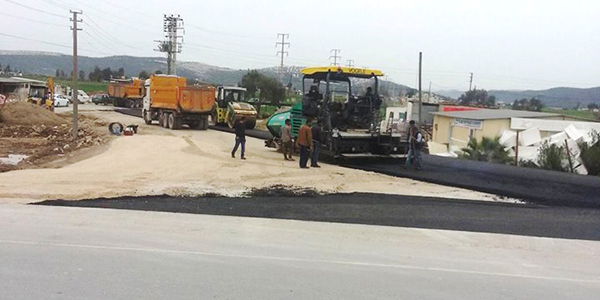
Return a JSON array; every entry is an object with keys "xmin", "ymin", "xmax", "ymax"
[
  {"xmin": 143, "ymin": 110, "xmax": 152, "ymax": 125},
  {"xmin": 168, "ymin": 113, "xmax": 176, "ymax": 130},
  {"xmin": 172, "ymin": 115, "xmax": 182, "ymax": 130},
  {"xmin": 201, "ymin": 116, "xmax": 209, "ymax": 130},
  {"xmin": 159, "ymin": 112, "xmax": 166, "ymax": 127}
]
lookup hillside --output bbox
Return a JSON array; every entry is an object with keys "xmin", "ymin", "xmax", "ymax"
[
  {"xmin": 0, "ymin": 50, "xmax": 415, "ymax": 95},
  {"xmin": 437, "ymin": 87, "xmax": 600, "ymax": 108}
]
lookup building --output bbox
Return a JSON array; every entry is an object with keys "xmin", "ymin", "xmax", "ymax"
[
  {"xmin": 0, "ymin": 77, "xmax": 47, "ymax": 99},
  {"xmin": 430, "ymin": 109, "xmax": 579, "ymax": 151}
]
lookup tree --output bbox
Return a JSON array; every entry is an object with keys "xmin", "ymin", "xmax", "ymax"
[
  {"xmin": 588, "ymin": 103, "xmax": 599, "ymax": 110},
  {"xmin": 79, "ymin": 70, "xmax": 86, "ymax": 81},
  {"xmin": 458, "ymin": 89, "xmax": 496, "ymax": 107},
  {"xmin": 154, "ymin": 70, "xmax": 163, "ymax": 75},
  {"xmin": 116, "ymin": 67, "xmax": 125, "ymax": 78},
  {"xmin": 579, "ymin": 131, "xmax": 600, "ymax": 176},
  {"xmin": 512, "ymin": 97, "xmax": 544, "ymax": 112},
  {"xmin": 461, "ymin": 136, "xmax": 511, "ymax": 164},
  {"xmin": 60, "ymin": 70, "xmax": 66, "ymax": 78},
  {"xmin": 101, "ymin": 68, "xmax": 113, "ymax": 80},
  {"xmin": 138, "ymin": 70, "xmax": 149, "ymax": 79},
  {"xmin": 536, "ymin": 141, "xmax": 568, "ymax": 172},
  {"xmin": 4, "ymin": 64, "xmax": 11, "ymax": 73},
  {"xmin": 241, "ymin": 70, "xmax": 285, "ymax": 115},
  {"xmin": 88, "ymin": 66, "xmax": 102, "ymax": 81},
  {"xmin": 55, "ymin": 69, "xmax": 60, "ymax": 78}
]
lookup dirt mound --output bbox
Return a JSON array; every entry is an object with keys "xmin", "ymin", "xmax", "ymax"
[{"xmin": 0, "ymin": 101, "xmax": 66, "ymax": 126}]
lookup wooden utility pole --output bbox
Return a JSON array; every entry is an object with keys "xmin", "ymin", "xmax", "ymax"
[
  {"xmin": 418, "ymin": 52, "xmax": 423, "ymax": 130},
  {"xmin": 469, "ymin": 72, "xmax": 473, "ymax": 91},
  {"xmin": 70, "ymin": 10, "xmax": 82, "ymax": 141}
]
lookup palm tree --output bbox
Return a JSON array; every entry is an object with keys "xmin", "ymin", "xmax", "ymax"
[{"xmin": 461, "ymin": 136, "xmax": 511, "ymax": 164}]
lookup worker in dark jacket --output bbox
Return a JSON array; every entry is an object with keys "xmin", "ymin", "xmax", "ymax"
[
  {"xmin": 231, "ymin": 116, "xmax": 246, "ymax": 160},
  {"xmin": 296, "ymin": 118, "xmax": 313, "ymax": 168},
  {"xmin": 310, "ymin": 120, "xmax": 322, "ymax": 168}
]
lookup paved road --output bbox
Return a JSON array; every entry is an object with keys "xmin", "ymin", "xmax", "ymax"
[
  {"xmin": 343, "ymin": 155, "xmax": 600, "ymax": 208},
  {"xmin": 1, "ymin": 204, "xmax": 598, "ymax": 300},
  {"xmin": 114, "ymin": 107, "xmax": 600, "ymax": 208},
  {"xmin": 37, "ymin": 193, "xmax": 600, "ymax": 241}
]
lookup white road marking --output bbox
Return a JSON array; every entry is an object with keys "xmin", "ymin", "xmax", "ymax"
[{"xmin": 1, "ymin": 239, "xmax": 598, "ymax": 284}]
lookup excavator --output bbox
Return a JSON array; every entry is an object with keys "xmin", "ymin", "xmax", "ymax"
[{"xmin": 27, "ymin": 77, "xmax": 54, "ymax": 111}]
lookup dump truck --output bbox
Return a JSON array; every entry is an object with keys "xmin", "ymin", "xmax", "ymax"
[
  {"xmin": 142, "ymin": 75, "xmax": 215, "ymax": 130},
  {"xmin": 108, "ymin": 79, "xmax": 145, "ymax": 108},
  {"xmin": 266, "ymin": 66, "xmax": 408, "ymax": 158},
  {"xmin": 210, "ymin": 86, "xmax": 257, "ymax": 129}
]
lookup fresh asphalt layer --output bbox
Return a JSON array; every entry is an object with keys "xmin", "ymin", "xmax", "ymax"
[{"xmin": 35, "ymin": 193, "xmax": 600, "ymax": 241}]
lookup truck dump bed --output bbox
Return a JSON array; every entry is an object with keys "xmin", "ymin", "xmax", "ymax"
[
  {"xmin": 149, "ymin": 76, "xmax": 214, "ymax": 114},
  {"xmin": 107, "ymin": 79, "xmax": 144, "ymax": 99}
]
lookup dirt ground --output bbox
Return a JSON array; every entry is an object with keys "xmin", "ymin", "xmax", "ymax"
[
  {"xmin": 0, "ymin": 105, "xmax": 512, "ymax": 204},
  {"xmin": 0, "ymin": 101, "xmax": 111, "ymax": 172}
]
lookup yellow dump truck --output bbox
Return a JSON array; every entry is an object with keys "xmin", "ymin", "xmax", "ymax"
[
  {"xmin": 108, "ymin": 79, "xmax": 145, "ymax": 108},
  {"xmin": 142, "ymin": 75, "xmax": 215, "ymax": 130}
]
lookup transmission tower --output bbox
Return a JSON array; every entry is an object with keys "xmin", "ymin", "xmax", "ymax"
[
  {"xmin": 156, "ymin": 14, "xmax": 184, "ymax": 75},
  {"xmin": 346, "ymin": 59, "xmax": 354, "ymax": 67},
  {"xmin": 276, "ymin": 33, "xmax": 290, "ymax": 81},
  {"xmin": 330, "ymin": 49, "xmax": 341, "ymax": 66}
]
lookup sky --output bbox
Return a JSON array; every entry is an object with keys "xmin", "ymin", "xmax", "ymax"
[{"xmin": 1, "ymin": 0, "xmax": 599, "ymax": 91}]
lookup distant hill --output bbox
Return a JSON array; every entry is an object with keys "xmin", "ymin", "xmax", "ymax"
[
  {"xmin": 0, "ymin": 50, "xmax": 416, "ymax": 95},
  {"xmin": 437, "ymin": 87, "xmax": 600, "ymax": 108}
]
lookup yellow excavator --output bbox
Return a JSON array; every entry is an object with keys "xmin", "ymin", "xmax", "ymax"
[{"xmin": 27, "ymin": 77, "xmax": 54, "ymax": 111}]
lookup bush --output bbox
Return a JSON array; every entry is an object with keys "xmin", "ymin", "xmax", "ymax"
[
  {"xmin": 461, "ymin": 136, "xmax": 511, "ymax": 164},
  {"xmin": 580, "ymin": 131, "xmax": 600, "ymax": 176},
  {"xmin": 536, "ymin": 141, "xmax": 569, "ymax": 172}
]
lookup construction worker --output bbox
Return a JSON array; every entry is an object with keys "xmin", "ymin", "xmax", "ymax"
[
  {"xmin": 310, "ymin": 120, "xmax": 322, "ymax": 168},
  {"xmin": 405, "ymin": 120, "xmax": 424, "ymax": 170},
  {"xmin": 281, "ymin": 119, "xmax": 294, "ymax": 161},
  {"xmin": 231, "ymin": 116, "xmax": 247, "ymax": 160},
  {"xmin": 296, "ymin": 118, "xmax": 313, "ymax": 169}
]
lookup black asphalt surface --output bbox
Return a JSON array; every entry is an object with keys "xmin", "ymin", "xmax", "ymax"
[
  {"xmin": 36, "ymin": 193, "xmax": 600, "ymax": 241},
  {"xmin": 342, "ymin": 156, "xmax": 600, "ymax": 208},
  {"xmin": 115, "ymin": 107, "xmax": 600, "ymax": 208}
]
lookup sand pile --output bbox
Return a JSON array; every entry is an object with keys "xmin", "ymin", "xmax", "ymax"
[{"xmin": 0, "ymin": 101, "xmax": 66, "ymax": 126}]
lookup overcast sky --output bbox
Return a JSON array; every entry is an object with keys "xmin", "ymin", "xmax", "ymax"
[{"xmin": 1, "ymin": 0, "xmax": 599, "ymax": 90}]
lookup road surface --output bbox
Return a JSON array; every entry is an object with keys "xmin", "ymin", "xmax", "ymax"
[
  {"xmin": 1, "ymin": 204, "xmax": 598, "ymax": 300},
  {"xmin": 37, "ymin": 193, "xmax": 600, "ymax": 241}
]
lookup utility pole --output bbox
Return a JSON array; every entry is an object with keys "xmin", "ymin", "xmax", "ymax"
[
  {"xmin": 276, "ymin": 33, "xmax": 289, "ymax": 82},
  {"xmin": 70, "ymin": 10, "xmax": 82, "ymax": 141},
  {"xmin": 330, "ymin": 49, "xmax": 341, "ymax": 66},
  {"xmin": 428, "ymin": 81, "xmax": 432, "ymax": 102},
  {"xmin": 418, "ymin": 52, "xmax": 423, "ymax": 130},
  {"xmin": 346, "ymin": 59, "xmax": 354, "ymax": 67},
  {"xmin": 469, "ymin": 72, "xmax": 473, "ymax": 91},
  {"xmin": 156, "ymin": 14, "xmax": 184, "ymax": 75}
]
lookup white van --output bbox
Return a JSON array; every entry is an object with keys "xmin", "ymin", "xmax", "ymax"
[{"xmin": 67, "ymin": 89, "xmax": 91, "ymax": 104}]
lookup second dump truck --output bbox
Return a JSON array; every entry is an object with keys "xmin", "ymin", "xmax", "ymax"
[
  {"xmin": 108, "ymin": 79, "xmax": 145, "ymax": 108},
  {"xmin": 142, "ymin": 75, "xmax": 215, "ymax": 130}
]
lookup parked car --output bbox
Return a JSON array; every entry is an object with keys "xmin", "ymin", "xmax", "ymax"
[
  {"xmin": 53, "ymin": 94, "xmax": 69, "ymax": 107},
  {"xmin": 92, "ymin": 94, "xmax": 111, "ymax": 105}
]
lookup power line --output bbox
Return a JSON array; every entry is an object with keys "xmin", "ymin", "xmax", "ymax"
[
  {"xmin": 329, "ymin": 49, "xmax": 341, "ymax": 66},
  {"xmin": 2, "ymin": 0, "xmax": 67, "ymax": 18},
  {"xmin": 0, "ymin": 11, "xmax": 68, "ymax": 27}
]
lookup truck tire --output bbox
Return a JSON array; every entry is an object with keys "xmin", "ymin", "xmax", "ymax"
[
  {"xmin": 143, "ymin": 110, "xmax": 152, "ymax": 125},
  {"xmin": 201, "ymin": 116, "xmax": 209, "ymax": 130},
  {"xmin": 159, "ymin": 112, "xmax": 166, "ymax": 128},
  {"xmin": 168, "ymin": 113, "xmax": 176, "ymax": 130},
  {"xmin": 172, "ymin": 115, "xmax": 182, "ymax": 130}
]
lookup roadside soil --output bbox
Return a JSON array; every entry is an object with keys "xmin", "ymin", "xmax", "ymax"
[
  {"xmin": 0, "ymin": 105, "xmax": 512, "ymax": 204},
  {"xmin": 0, "ymin": 101, "xmax": 112, "ymax": 173}
]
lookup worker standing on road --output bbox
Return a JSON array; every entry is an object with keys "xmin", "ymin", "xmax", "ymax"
[
  {"xmin": 231, "ymin": 116, "xmax": 247, "ymax": 160},
  {"xmin": 281, "ymin": 119, "xmax": 294, "ymax": 161},
  {"xmin": 296, "ymin": 118, "xmax": 313, "ymax": 169},
  {"xmin": 310, "ymin": 120, "xmax": 322, "ymax": 168},
  {"xmin": 405, "ymin": 120, "xmax": 423, "ymax": 170}
]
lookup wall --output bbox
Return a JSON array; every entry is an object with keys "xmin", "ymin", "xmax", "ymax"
[
  {"xmin": 476, "ymin": 119, "xmax": 510, "ymax": 140},
  {"xmin": 433, "ymin": 115, "xmax": 451, "ymax": 144}
]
